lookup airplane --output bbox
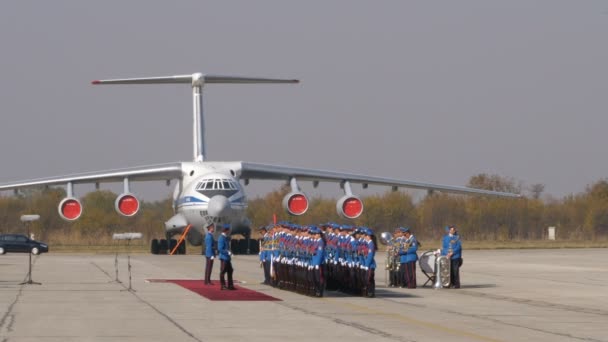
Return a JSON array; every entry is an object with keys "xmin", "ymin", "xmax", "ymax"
[{"xmin": 0, "ymin": 72, "xmax": 520, "ymax": 253}]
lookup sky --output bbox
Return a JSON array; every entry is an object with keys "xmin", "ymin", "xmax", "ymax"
[{"xmin": 0, "ymin": 0, "xmax": 607, "ymax": 202}]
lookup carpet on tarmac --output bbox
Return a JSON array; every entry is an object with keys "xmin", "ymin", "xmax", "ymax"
[{"xmin": 147, "ymin": 279, "xmax": 281, "ymax": 301}]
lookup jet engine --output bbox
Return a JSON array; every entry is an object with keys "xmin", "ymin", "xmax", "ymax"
[
  {"xmin": 336, "ymin": 195, "xmax": 363, "ymax": 219},
  {"xmin": 283, "ymin": 192, "xmax": 309, "ymax": 216},
  {"xmin": 115, "ymin": 193, "xmax": 140, "ymax": 217},
  {"xmin": 58, "ymin": 197, "xmax": 83, "ymax": 221},
  {"xmin": 282, "ymin": 177, "xmax": 309, "ymax": 216},
  {"xmin": 336, "ymin": 180, "xmax": 363, "ymax": 219}
]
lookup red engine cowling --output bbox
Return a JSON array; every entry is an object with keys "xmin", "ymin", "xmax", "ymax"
[
  {"xmin": 58, "ymin": 197, "xmax": 83, "ymax": 221},
  {"xmin": 115, "ymin": 193, "xmax": 140, "ymax": 217},
  {"xmin": 282, "ymin": 192, "xmax": 309, "ymax": 216},
  {"xmin": 336, "ymin": 195, "xmax": 364, "ymax": 219}
]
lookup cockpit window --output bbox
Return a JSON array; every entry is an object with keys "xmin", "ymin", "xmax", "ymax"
[
  {"xmin": 196, "ymin": 178, "xmax": 239, "ymax": 192},
  {"xmin": 196, "ymin": 178, "xmax": 239, "ymax": 198}
]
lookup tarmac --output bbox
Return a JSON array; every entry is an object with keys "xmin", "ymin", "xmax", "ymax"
[{"xmin": 1, "ymin": 248, "xmax": 607, "ymax": 342}]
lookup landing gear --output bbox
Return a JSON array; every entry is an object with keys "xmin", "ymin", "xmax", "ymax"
[
  {"xmin": 151, "ymin": 239, "xmax": 159, "ymax": 254},
  {"xmin": 150, "ymin": 237, "xmax": 186, "ymax": 255}
]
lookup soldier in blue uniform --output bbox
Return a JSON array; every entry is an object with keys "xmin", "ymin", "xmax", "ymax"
[
  {"xmin": 362, "ymin": 228, "xmax": 376, "ymax": 298},
  {"xmin": 309, "ymin": 226, "xmax": 325, "ymax": 297},
  {"xmin": 258, "ymin": 225, "xmax": 272, "ymax": 285},
  {"xmin": 218, "ymin": 225, "xmax": 236, "ymax": 290},
  {"xmin": 204, "ymin": 223, "xmax": 216, "ymax": 285},
  {"xmin": 441, "ymin": 225, "xmax": 462, "ymax": 288}
]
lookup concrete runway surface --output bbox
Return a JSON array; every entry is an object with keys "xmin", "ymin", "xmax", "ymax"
[{"xmin": 1, "ymin": 249, "xmax": 607, "ymax": 342}]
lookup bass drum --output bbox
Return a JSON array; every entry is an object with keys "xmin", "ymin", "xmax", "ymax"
[{"xmin": 418, "ymin": 250, "xmax": 436, "ymax": 276}]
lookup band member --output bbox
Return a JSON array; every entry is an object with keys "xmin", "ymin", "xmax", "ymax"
[
  {"xmin": 388, "ymin": 228, "xmax": 403, "ymax": 287},
  {"xmin": 397, "ymin": 227, "xmax": 409, "ymax": 287},
  {"xmin": 204, "ymin": 223, "xmax": 216, "ymax": 285},
  {"xmin": 400, "ymin": 227, "xmax": 418, "ymax": 289},
  {"xmin": 218, "ymin": 225, "xmax": 236, "ymax": 290},
  {"xmin": 441, "ymin": 225, "xmax": 462, "ymax": 288}
]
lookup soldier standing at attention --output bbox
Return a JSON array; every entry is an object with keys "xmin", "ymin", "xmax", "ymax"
[
  {"xmin": 204, "ymin": 223, "xmax": 216, "ymax": 285},
  {"xmin": 259, "ymin": 225, "xmax": 272, "ymax": 285},
  {"xmin": 218, "ymin": 225, "xmax": 236, "ymax": 290},
  {"xmin": 362, "ymin": 228, "xmax": 376, "ymax": 298}
]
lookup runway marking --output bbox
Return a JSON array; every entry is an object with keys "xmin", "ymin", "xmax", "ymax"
[
  {"xmin": 379, "ymin": 293, "xmax": 607, "ymax": 342},
  {"xmin": 455, "ymin": 289, "xmax": 608, "ymax": 316},
  {"xmin": 324, "ymin": 299, "xmax": 503, "ymax": 342},
  {"xmin": 275, "ymin": 301, "xmax": 415, "ymax": 342},
  {"xmin": 91, "ymin": 262, "xmax": 204, "ymax": 342},
  {"xmin": 0, "ymin": 256, "xmax": 43, "ymax": 339}
]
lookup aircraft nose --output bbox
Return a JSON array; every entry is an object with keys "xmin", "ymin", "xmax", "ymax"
[{"xmin": 207, "ymin": 195, "xmax": 230, "ymax": 217}]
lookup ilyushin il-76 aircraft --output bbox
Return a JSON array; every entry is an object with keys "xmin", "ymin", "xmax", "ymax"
[{"xmin": 0, "ymin": 73, "xmax": 519, "ymax": 252}]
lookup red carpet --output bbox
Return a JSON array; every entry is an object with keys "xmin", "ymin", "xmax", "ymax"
[{"xmin": 147, "ymin": 279, "xmax": 281, "ymax": 301}]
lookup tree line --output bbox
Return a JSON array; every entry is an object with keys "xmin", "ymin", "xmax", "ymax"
[{"xmin": 1, "ymin": 174, "xmax": 608, "ymax": 245}]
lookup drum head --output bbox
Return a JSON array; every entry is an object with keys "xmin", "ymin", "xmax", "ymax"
[{"xmin": 418, "ymin": 250, "xmax": 436, "ymax": 273}]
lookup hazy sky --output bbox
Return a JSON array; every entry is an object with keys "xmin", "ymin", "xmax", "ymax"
[{"xmin": 1, "ymin": 1, "xmax": 607, "ymax": 201}]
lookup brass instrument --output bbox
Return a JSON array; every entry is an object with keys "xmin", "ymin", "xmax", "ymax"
[
  {"xmin": 433, "ymin": 255, "xmax": 451, "ymax": 289},
  {"xmin": 385, "ymin": 241, "xmax": 399, "ymax": 271}
]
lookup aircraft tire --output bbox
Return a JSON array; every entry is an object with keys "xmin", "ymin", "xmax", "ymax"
[
  {"xmin": 159, "ymin": 239, "xmax": 168, "ymax": 254},
  {"xmin": 151, "ymin": 239, "xmax": 159, "ymax": 254},
  {"xmin": 168, "ymin": 239, "xmax": 177, "ymax": 253}
]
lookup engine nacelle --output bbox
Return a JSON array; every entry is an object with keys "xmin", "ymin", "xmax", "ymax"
[
  {"xmin": 115, "ymin": 193, "xmax": 140, "ymax": 217},
  {"xmin": 58, "ymin": 197, "xmax": 83, "ymax": 221},
  {"xmin": 336, "ymin": 195, "xmax": 364, "ymax": 219},
  {"xmin": 282, "ymin": 191, "xmax": 309, "ymax": 216}
]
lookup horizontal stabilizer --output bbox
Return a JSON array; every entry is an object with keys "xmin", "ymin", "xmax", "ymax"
[
  {"xmin": 92, "ymin": 75, "xmax": 192, "ymax": 85},
  {"xmin": 92, "ymin": 73, "xmax": 299, "ymax": 85},
  {"xmin": 204, "ymin": 75, "xmax": 299, "ymax": 84}
]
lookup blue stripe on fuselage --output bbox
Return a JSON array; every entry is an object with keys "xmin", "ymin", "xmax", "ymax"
[{"xmin": 175, "ymin": 196, "xmax": 208, "ymax": 207}]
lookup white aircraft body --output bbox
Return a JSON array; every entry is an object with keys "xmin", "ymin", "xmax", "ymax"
[{"xmin": 0, "ymin": 73, "xmax": 519, "ymax": 250}]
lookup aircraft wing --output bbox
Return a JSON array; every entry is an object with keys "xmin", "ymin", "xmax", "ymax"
[
  {"xmin": 239, "ymin": 162, "xmax": 520, "ymax": 198},
  {"xmin": 0, "ymin": 163, "xmax": 183, "ymax": 191}
]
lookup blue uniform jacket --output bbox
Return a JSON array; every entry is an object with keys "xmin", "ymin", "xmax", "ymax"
[
  {"xmin": 441, "ymin": 234, "xmax": 462, "ymax": 260},
  {"xmin": 311, "ymin": 239, "xmax": 325, "ymax": 266},
  {"xmin": 403, "ymin": 236, "xmax": 419, "ymax": 263},
  {"xmin": 259, "ymin": 235, "xmax": 265, "ymax": 262},
  {"xmin": 364, "ymin": 240, "xmax": 376, "ymax": 269},
  {"xmin": 205, "ymin": 233, "xmax": 216, "ymax": 258},
  {"xmin": 218, "ymin": 233, "xmax": 231, "ymax": 261}
]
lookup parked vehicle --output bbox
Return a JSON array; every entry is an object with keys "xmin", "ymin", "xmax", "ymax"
[{"xmin": 0, "ymin": 234, "xmax": 49, "ymax": 255}]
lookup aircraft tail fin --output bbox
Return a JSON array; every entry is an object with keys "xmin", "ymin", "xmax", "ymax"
[{"xmin": 92, "ymin": 73, "xmax": 299, "ymax": 162}]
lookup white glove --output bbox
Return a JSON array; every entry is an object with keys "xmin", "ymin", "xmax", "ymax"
[
  {"xmin": 363, "ymin": 266, "xmax": 368, "ymax": 271},
  {"xmin": 210, "ymin": 256, "xmax": 214, "ymax": 260},
  {"xmin": 314, "ymin": 265, "xmax": 319, "ymax": 270},
  {"xmin": 228, "ymin": 251, "xmax": 233, "ymax": 256}
]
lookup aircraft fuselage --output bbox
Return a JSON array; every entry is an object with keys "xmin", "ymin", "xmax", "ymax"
[{"xmin": 166, "ymin": 162, "xmax": 251, "ymax": 244}]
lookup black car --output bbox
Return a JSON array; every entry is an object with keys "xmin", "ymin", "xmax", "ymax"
[{"xmin": 0, "ymin": 234, "xmax": 49, "ymax": 255}]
